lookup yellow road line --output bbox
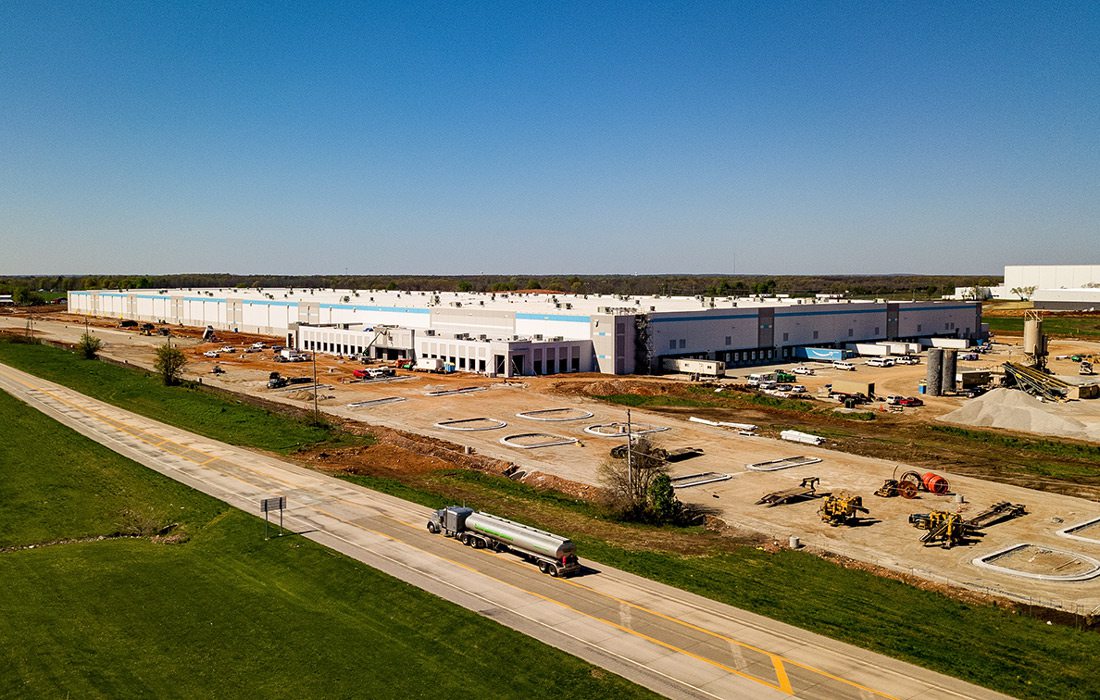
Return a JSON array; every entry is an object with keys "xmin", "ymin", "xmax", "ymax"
[{"xmin": 343, "ymin": 514, "xmax": 786, "ymax": 696}]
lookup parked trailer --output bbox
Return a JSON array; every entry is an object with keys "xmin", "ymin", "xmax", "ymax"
[
  {"xmin": 792, "ymin": 347, "xmax": 850, "ymax": 362},
  {"xmin": 921, "ymin": 337, "xmax": 972, "ymax": 350},
  {"xmin": 845, "ymin": 343, "xmax": 890, "ymax": 357},
  {"xmin": 427, "ymin": 506, "xmax": 581, "ymax": 577},
  {"xmin": 415, "ymin": 357, "xmax": 445, "ymax": 372},
  {"xmin": 661, "ymin": 357, "xmax": 726, "ymax": 377}
]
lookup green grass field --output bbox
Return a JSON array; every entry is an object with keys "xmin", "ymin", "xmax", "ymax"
[
  {"xmin": 0, "ymin": 388, "xmax": 651, "ymax": 698},
  {"xmin": 985, "ymin": 315, "xmax": 1100, "ymax": 339},
  {"xmin": 0, "ymin": 337, "xmax": 367, "ymax": 454},
  {"xmin": 4, "ymin": 338, "xmax": 1100, "ymax": 699}
]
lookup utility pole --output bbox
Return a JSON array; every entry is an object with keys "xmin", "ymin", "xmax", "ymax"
[
  {"xmin": 312, "ymin": 350, "xmax": 319, "ymax": 422},
  {"xmin": 625, "ymin": 409, "xmax": 634, "ymax": 497}
]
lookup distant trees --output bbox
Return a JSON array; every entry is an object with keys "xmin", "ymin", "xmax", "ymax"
[
  {"xmin": 154, "ymin": 344, "xmax": 187, "ymax": 385},
  {"xmin": 0, "ymin": 273, "xmax": 997, "ymax": 301}
]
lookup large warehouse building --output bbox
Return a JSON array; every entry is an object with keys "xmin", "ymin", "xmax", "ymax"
[
  {"xmin": 952, "ymin": 264, "xmax": 1100, "ymax": 309},
  {"xmin": 68, "ymin": 288, "xmax": 982, "ymax": 377}
]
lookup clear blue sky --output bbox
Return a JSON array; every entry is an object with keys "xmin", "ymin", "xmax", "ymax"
[{"xmin": 2, "ymin": 1, "xmax": 1097, "ymax": 276}]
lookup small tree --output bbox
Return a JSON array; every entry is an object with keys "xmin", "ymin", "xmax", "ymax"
[
  {"xmin": 647, "ymin": 474, "xmax": 682, "ymax": 523},
  {"xmin": 154, "ymin": 344, "xmax": 187, "ymax": 386},
  {"xmin": 77, "ymin": 332, "xmax": 102, "ymax": 359},
  {"xmin": 598, "ymin": 436, "xmax": 678, "ymax": 521}
]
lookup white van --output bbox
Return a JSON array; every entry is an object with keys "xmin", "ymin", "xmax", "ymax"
[
  {"xmin": 866, "ymin": 357, "xmax": 895, "ymax": 367},
  {"xmin": 832, "ymin": 361, "xmax": 856, "ymax": 371}
]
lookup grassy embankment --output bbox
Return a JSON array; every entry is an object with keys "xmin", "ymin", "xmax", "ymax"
[
  {"xmin": 0, "ymin": 387, "xmax": 650, "ymax": 698},
  {"xmin": 2, "ymin": 338, "xmax": 1099, "ymax": 699},
  {"xmin": 592, "ymin": 386, "xmax": 1100, "ymax": 491},
  {"xmin": 985, "ymin": 315, "xmax": 1100, "ymax": 340}
]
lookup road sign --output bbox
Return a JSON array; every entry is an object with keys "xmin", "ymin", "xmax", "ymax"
[
  {"xmin": 260, "ymin": 496, "xmax": 286, "ymax": 538},
  {"xmin": 260, "ymin": 496, "xmax": 286, "ymax": 513}
]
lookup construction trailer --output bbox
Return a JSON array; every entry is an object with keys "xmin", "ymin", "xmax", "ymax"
[
  {"xmin": 831, "ymin": 380, "xmax": 875, "ymax": 398},
  {"xmin": 661, "ymin": 357, "xmax": 726, "ymax": 377}
]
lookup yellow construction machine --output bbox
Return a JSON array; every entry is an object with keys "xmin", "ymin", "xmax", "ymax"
[{"xmin": 818, "ymin": 492, "xmax": 868, "ymax": 527}]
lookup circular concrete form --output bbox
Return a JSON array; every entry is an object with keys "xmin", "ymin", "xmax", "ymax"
[
  {"xmin": 499, "ymin": 433, "xmax": 578, "ymax": 449},
  {"xmin": 347, "ymin": 396, "xmax": 406, "ymax": 409},
  {"xmin": 584, "ymin": 422, "xmax": 670, "ymax": 438},
  {"xmin": 425, "ymin": 386, "xmax": 488, "ymax": 397},
  {"xmin": 515, "ymin": 407, "xmax": 594, "ymax": 422},
  {"xmin": 972, "ymin": 543, "xmax": 1100, "ymax": 582},
  {"xmin": 435, "ymin": 417, "xmax": 507, "ymax": 431},
  {"xmin": 1056, "ymin": 516, "xmax": 1100, "ymax": 544}
]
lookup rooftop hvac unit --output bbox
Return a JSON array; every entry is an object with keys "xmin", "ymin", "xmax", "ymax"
[
  {"xmin": 478, "ymin": 335, "xmax": 487, "ymax": 341},
  {"xmin": 425, "ymin": 329, "xmax": 435, "ymax": 336},
  {"xmin": 551, "ymin": 336, "xmax": 563, "ymax": 341},
  {"xmin": 534, "ymin": 334, "xmax": 543, "ymax": 340}
]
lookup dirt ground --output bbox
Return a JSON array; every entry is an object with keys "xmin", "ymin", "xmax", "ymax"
[{"xmin": 5, "ymin": 311, "xmax": 1100, "ymax": 614}]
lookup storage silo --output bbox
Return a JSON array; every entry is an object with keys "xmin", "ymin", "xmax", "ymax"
[
  {"xmin": 941, "ymin": 349, "xmax": 957, "ymax": 393},
  {"xmin": 925, "ymin": 348, "xmax": 944, "ymax": 396}
]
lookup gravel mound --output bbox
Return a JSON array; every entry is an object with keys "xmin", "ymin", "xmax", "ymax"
[{"xmin": 939, "ymin": 388, "xmax": 1100, "ymax": 442}]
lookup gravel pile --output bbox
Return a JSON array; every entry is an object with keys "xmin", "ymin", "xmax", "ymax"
[{"xmin": 939, "ymin": 388, "xmax": 1100, "ymax": 442}]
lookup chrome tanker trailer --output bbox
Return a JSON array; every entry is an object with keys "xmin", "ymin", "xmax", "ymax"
[{"xmin": 427, "ymin": 506, "xmax": 581, "ymax": 577}]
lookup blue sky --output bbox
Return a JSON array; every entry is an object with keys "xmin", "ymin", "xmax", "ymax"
[{"xmin": 2, "ymin": 1, "xmax": 1097, "ymax": 276}]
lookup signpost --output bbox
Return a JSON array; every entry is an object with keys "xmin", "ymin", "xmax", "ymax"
[{"xmin": 260, "ymin": 496, "xmax": 286, "ymax": 539}]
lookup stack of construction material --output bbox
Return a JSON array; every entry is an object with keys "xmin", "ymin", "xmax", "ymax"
[{"xmin": 780, "ymin": 430, "xmax": 825, "ymax": 446}]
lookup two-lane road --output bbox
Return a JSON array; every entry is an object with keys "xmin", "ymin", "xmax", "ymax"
[{"xmin": 0, "ymin": 361, "xmax": 1010, "ymax": 699}]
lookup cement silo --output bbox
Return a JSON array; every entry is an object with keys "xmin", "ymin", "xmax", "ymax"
[
  {"xmin": 925, "ymin": 348, "xmax": 944, "ymax": 396},
  {"xmin": 1023, "ymin": 310, "xmax": 1047, "ymax": 369},
  {"xmin": 941, "ymin": 349, "xmax": 957, "ymax": 393}
]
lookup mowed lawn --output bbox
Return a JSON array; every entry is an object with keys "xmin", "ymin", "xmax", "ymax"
[
  {"xmin": 0, "ymin": 337, "xmax": 365, "ymax": 454},
  {"xmin": 0, "ymin": 389, "xmax": 651, "ymax": 699}
]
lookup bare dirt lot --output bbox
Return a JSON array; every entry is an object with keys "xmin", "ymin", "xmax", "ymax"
[{"xmin": 5, "ymin": 312, "xmax": 1100, "ymax": 614}]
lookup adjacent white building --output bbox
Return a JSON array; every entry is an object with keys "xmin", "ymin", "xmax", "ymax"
[
  {"xmin": 951, "ymin": 265, "xmax": 1100, "ymax": 309},
  {"xmin": 69, "ymin": 287, "xmax": 982, "ymax": 377}
]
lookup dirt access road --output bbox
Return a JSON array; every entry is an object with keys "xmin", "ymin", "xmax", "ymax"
[{"xmin": 6, "ymin": 314, "xmax": 1100, "ymax": 615}]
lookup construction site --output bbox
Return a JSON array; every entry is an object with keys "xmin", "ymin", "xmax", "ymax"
[{"xmin": 3, "ymin": 304, "xmax": 1100, "ymax": 619}]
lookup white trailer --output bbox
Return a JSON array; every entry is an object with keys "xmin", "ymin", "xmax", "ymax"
[
  {"xmin": 845, "ymin": 343, "xmax": 890, "ymax": 357},
  {"xmin": 415, "ymin": 357, "xmax": 445, "ymax": 372},
  {"xmin": 921, "ymin": 337, "xmax": 971, "ymax": 350},
  {"xmin": 661, "ymin": 357, "xmax": 726, "ymax": 377}
]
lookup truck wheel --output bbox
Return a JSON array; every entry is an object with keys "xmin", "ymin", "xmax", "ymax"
[
  {"xmin": 471, "ymin": 537, "xmax": 483, "ymax": 549},
  {"xmin": 426, "ymin": 522, "xmax": 439, "ymax": 534},
  {"xmin": 538, "ymin": 562, "xmax": 549, "ymax": 574},
  {"xmin": 459, "ymin": 533, "xmax": 469, "ymax": 546},
  {"xmin": 548, "ymin": 564, "xmax": 560, "ymax": 578}
]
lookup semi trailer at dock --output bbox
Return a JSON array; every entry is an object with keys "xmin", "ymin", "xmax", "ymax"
[{"xmin": 427, "ymin": 506, "xmax": 581, "ymax": 577}]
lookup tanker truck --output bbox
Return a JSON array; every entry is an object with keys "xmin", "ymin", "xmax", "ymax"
[{"xmin": 427, "ymin": 506, "xmax": 581, "ymax": 577}]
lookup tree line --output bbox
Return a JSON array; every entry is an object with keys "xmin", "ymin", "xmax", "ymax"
[{"xmin": 0, "ymin": 273, "xmax": 1000, "ymax": 304}]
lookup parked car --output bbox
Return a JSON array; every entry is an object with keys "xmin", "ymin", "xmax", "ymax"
[
  {"xmin": 202, "ymin": 350, "xmax": 220, "ymax": 358},
  {"xmin": 884, "ymin": 395, "xmax": 903, "ymax": 405},
  {"xmin": 792, "ymin": 366, "xmax": 815, "ymax": 375},
  {"xmin": 251, "ymin": 341, "xmax": 267, "ymax": 349},
  {"xmin": 832, "ymin": 361, "xmax": 856, "ymax": 371},
  {"xmin": 959, "ymin": 353, "xmax": 980, "ymax": 361},
  {"xmin": 897, "ymin": 396, "xmax": 924, "ymax": 407},
  {"xmin": 866, "ymin": 357, "xmax": 895, "ymax": 367},
  {"xmin": 894, "ymin": 356, "xmax": 919, "ymax": 365},
  {"xmin": 219, "ymin": 346, "xmax": 235, "ymax": 353},
  {"xmin": 789, "ymin": 384, "xmax": 807, "ymax": 394}
]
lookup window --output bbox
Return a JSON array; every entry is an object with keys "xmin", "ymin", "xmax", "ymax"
[
  {"xmin": 725, "ymin": 336, "xmax": 732, "ymax": 346},
  {"xmin": 848, "ymin": 329, "xmax": 854, "ymax": 337},
  {"xmin": 679, "ymin": 339, "xmax": 686, "ymax": 349},
  {"xmin": 874, "ymin": 327, "xmax": 880, "ymax": 335},
  {"xmin": 813, "ymin": 330, "xmax": 819, "ymax": 340},
  {"xmin": 917, "ymin": 324, "xmax": 922, "ymax": 332},
  {"xmin": 782, "ymin": 332, "xmax": 789, "ymax": 342},
  {"xmin": 669, "ymin": 339, "xmax": 676, "ymax": 350}
]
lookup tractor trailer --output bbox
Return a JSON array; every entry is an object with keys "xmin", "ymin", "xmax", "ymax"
[{"xmin": 427, "ymin": 506, "xmax": 581, "ymax": 577}]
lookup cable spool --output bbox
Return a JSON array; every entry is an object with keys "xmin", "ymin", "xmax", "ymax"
[{"xmin": 921, "ymin": 472, "xmax": 950, "ymax": 495}]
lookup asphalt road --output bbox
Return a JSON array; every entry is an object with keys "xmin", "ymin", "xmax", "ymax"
[{"xmin": 0, "ymin": 360, "xmax": 1012, "ymax": 700}]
